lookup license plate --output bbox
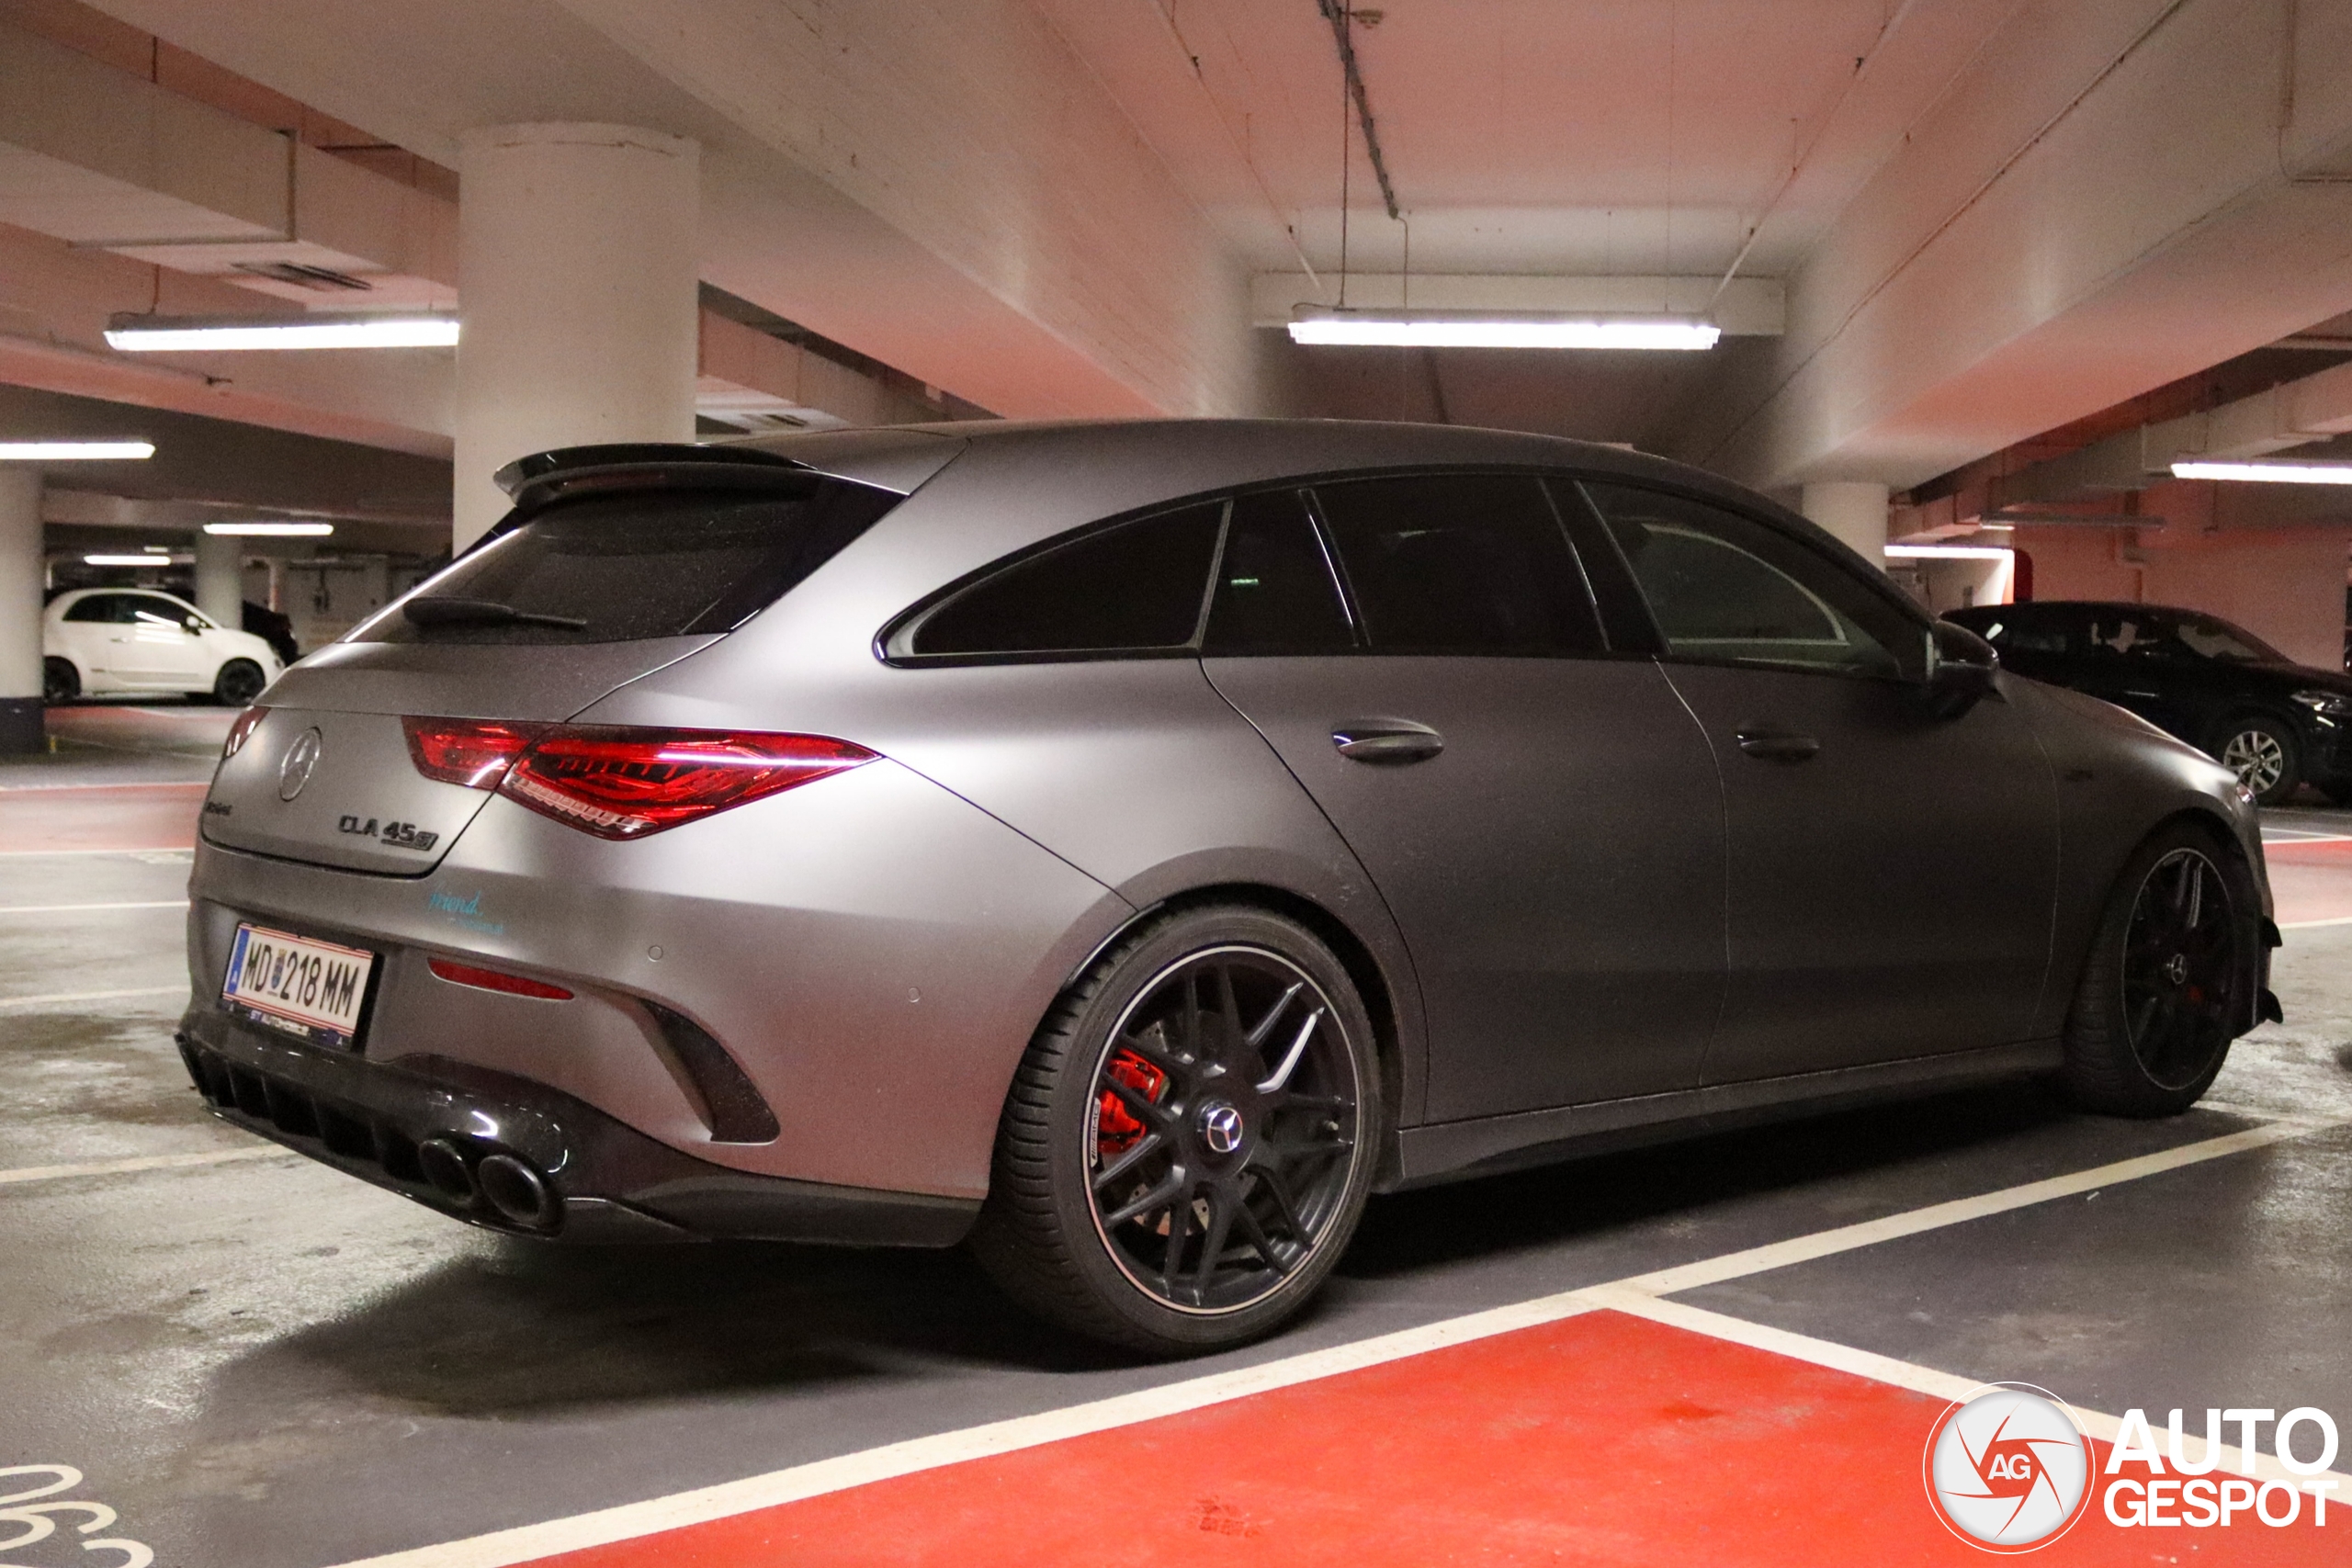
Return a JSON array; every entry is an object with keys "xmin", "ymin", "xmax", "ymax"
[{"xmin": 221, "ymin": 922, "xmax": 378, "ymax": 1050}]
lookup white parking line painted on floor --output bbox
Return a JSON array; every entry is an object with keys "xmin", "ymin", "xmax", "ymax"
[
  {"xmin": 1624, "ymin": 1115, "xmax": 2346, "ymax": 1296},
  {"xmin": 0, "ymin": 985, "xmax": 186, "ymax": 1011},
  {"xmin": 2260, "ymin": 829, "xmax": 2352, "ymax": 844},
  {"xmin": 0, "ymin": 1146, "xmax": 290, "ymax": 1187},
  {"xmin": 0, "ymin": 780, "xmax": 208, "ymax": 793},
  {"xmin": 314, "ymin": 1111, "xmax": 2349, "ymax": 1568},
  {"xmin": 1583, "ymin": 1285, "xmax": 2352, "ymax": 1487},
  {"xmin": 0, "ymin": 901, "xmax": 188, "ymax": 915},
  {"xmin": 2280, "ymin": 915, "xmax": 2352, "ymax": 931}
]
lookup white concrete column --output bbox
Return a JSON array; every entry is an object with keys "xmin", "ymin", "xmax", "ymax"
[
  {"xmin": 452, "ymin": 124, "xmax": 700, "ymax": 547},
  {"xmin": 1801, "ymin": 480, "xmax": 1892, "ymax": 571},
  {"xmin": 193, "ymin": 530, "xmax": 243, "ymax": 627},
  {"xmin": 0, "ymin": 468, "xmax": 43, "ymax": 752}
]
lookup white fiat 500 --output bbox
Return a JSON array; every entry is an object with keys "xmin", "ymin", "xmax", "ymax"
[{"xmin": 44, "ymin": 587, "xmax": 283, "ymax": 705}]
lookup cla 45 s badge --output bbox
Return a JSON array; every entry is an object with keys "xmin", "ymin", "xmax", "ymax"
[{"xmin": 338, "ymin": 815, "xmax": 439, "ymax": 852}]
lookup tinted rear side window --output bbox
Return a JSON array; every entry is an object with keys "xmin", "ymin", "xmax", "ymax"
[
  {"xmin": 1203, "ymin": 490, "xmax": 1354, "ymax": 655},
  {"xmin": 362, "ymin": 479, "xmax": 899, "ymax": 646},
  {"xmin": 908, "ymin": 502, "xmax": 1224, "ymax": 657},
  {"xmin": 1310, "ymin": 474, "xmax": 1602, "ymax": 655},
  {"xmin": 62, "ymin": 594, "xmax": 133, "ymax": 624}
]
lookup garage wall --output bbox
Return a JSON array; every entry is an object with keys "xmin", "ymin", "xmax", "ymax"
[{"xmin": 2016, "ymin": 522, "xmax": 2352, "ymax": 671}]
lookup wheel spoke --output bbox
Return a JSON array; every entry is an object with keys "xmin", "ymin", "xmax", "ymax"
[
  {"xmin": 1256, "ymin": 1008, "xmax": 1325, "ymax": 1093},
  {"xmin": 1099, "ymin": 1072, "xmax": 1172, "ymax": 1130},
  {"xmin": 1245, "ymin": 981, "xmax": 1306, "ymax": 1050},
  {"xmin": 1216, "ymin": 964, "xmax": 1246, "ymax": 1061},
  {"xmin": 1233, "ymin": 1201, "xmax": 1290, "ymax": 1275},
  {"xmin": 1114, "ymin": 1028, "xmax": 1183, "ymax": 1077},
  {"xmin": 1160, "ymin": 1185, "xmax": 1194, "ymax": 1297},
  {"xmin": 1104, "ymin": 1171, "xmax": 1185, "ymax": 1230},
  {"xmin": 1092, "ymin": 1132, "xmax": 1164, "ymax": 1193},
  {"xmin": 1253, "ymin": 1165, "xmax": 1308, "ymax": 1240},
  {"xmin": 1193, "ymin": 1183, "xmax": 1236, "ymax": 1301}
]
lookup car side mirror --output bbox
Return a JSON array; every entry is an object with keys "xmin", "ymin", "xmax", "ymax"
[{"xmin": 1923, "ymin": 619, "xmax": 2000, "ymax": 719}]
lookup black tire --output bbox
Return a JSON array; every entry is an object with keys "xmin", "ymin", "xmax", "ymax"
[
  {"xmin": 41, "ymin": 657, "xmax": 79, "ymax": 705},
  {"xmin": 211, "ymin": 659, "xmax": 267, "ymax": 707},
  {"xmin": 2060, "ymin": 821, "xmax": 2258, "ymax": 1117},
  {"xmin": 2213, "ymin": 715, "xmax": 2298, "ymax": 806},
  {"xmin": 969, "ymin": 904, "xmax": 1384, "ymax": 1355}
]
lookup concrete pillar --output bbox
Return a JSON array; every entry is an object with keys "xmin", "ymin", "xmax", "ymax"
[
  {"xmin": 193, "ymin": 530, "xmax": 243, "ymax": 627},
  {"xmin": 1801, "ymin": 480, "xmax": 1892, "ymax": 571},
  {"xmin": 0, "ymin": 469, "xmax": 42, "ymax": 753},
  {"xmin": 452, "ymin": 123, "xmax": 700, "ymax": 547}
]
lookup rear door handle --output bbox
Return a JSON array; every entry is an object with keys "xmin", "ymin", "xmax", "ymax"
[
  {"xmin": 1332, "ymin": 722, "xmax": 1445, "ymax": 765},
  {"xmin": 1735, "ymin": 728, "xmax": 1821, "ymax": 762}
]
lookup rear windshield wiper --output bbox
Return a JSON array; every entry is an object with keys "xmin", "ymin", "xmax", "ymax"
[{"xmin": 403, "ymin": 597, "xmax": 588, "ymax": 631}]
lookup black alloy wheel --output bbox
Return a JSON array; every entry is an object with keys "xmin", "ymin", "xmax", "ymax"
[
  {"xmin": 42, "ymin": 657, "xmax": 79, "ymax": 705},
  {"xmin": 2217, "ymin": 716, "xmax": 2297, "ymax": 806},
  {"xmin": 972, "ymin": 906, "xmax": 1381, "ymax": 1353},
  {"xmin": 2062, "ymin": 825, "xmax": 2253, "ymax": 1115},
  {"xmin": 211, "ymin": 659, "xmax": 267, "ymax": 707}
]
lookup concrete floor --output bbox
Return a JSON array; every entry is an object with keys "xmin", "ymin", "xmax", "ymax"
[{"xmin": 4, "ymin": 704, "xmax": 2349, "ymax": 1565}]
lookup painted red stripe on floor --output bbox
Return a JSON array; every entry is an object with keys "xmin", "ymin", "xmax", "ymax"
[{"xmin": 523, "ymin": 1312, "xmax": 2337, "ymax": 1567}]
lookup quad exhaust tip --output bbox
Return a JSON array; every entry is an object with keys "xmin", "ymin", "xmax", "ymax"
[
  {"xmin": 417, "ymin": 1137, "xmax": 478, "ymax": 1206},
  {"xmin": 476, "ymin": 1152, "xmax": 560, "ymax": 1230}
]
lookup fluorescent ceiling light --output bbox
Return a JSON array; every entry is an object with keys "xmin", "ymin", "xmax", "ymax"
[
  {"xmin": 1886, "ymin": 545, "xmax": 2015, "ymax": 560},
  {"xmin": 2171, "ymin": 458, "xmax": 2352, "ymax": 484},
  {"xmin": 85, "ymin": 553, "xmax": 184, "ymax": 566},
  {"xmin": 202, "ymin": 521, "xmax": 334, "ymax": 537},
  {"xmin": 1288, "ymin": 309, "xmax": 1720, "ymax": 350},
  {"xmin": 105, "ymin": 312, "xmax": 459, "ymax": 352},
  {"xmin": 0, "ymin": 441, "xmax": 153, "ymax": 460}
]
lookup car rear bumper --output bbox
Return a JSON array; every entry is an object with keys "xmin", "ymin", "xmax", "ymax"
[{"xmin": 175, "ymin": 1006, "xmax": 979, "ymax": 1247}]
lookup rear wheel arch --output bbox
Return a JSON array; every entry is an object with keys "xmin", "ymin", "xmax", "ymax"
[{"xmin": 1055, "ymin": 882, "xmax": 1408, "ymax": 1173}]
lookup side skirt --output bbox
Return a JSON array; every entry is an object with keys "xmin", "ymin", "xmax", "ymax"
[{"xmin": 1385, "ymin": 1039, "xmax": 2065, "ymax": 1191}]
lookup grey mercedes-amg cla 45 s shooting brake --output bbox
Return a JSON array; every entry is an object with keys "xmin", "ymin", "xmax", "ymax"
[{"xmin": 180, "ymin": 420, "xmax": 2280, "ymax": 1352}]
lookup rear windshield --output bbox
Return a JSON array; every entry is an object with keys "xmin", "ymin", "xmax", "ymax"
[{"xmin": 356, "ymin": 480, "xmax": 899, "ymax": 646}]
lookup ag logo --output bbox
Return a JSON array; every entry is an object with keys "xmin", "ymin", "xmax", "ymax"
[{"xmin": 1924, "ymin": 1383, "xmax": 2094, "ymax": 1551}]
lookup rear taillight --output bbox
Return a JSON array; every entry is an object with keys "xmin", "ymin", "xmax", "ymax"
[
  {"xmin": 402, "ymin": 716, "xmax": 547, "ymax": 788},
  {"xmin": 402, "ymin": 717, "xmax": 876, "ymax": 840},
  {"xmin": 222, "ymin": 705, "xmax": 269, "ymax": 760}
]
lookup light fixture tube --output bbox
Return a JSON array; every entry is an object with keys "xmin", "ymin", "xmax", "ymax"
[
  {"xmin": 2170, "ymin": 459, "xmax": 2352, "ymax": 484},
  {"xmin": 0, "ymin": 441, "xmax": 154, "ymax": 460},
  {"xmin": 105, "ymin": 313, "xmax": 459, "ymax": 352},
  {"xmin": 1288, "ymin": 310, "xmax": 1720, "ymax": 351},
  {"xmin": 201, "ymin": 521, "xmax": 334, "ymax": 537},
  {"xmin": 1885, "ymin": 545, "xmax": 2016, "ymax": 560},
  {"xmin": 85, "ymin": 553, "xmax": 187, "ymax": 566}
]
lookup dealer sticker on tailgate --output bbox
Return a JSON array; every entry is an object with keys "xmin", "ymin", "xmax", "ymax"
[{"xmin": 221, "ymin": 922, "xmax": 377, "ymax": 1049}]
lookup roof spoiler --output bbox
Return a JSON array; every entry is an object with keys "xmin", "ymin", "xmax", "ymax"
[{"xmin": 492, "ymin": 443, "xmax": 816, "ymax": 513}]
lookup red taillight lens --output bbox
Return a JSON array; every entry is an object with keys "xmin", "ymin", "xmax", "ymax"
[
  {"xmin": 402, "ymin": 716, "xmax": 547, "ymax": 789},
  {"xmin": 222, "ymin": 705, "xmax": 269, "ymax": 760},
  {"xmin": 427, "ymin": 957, "xmax": 573, "ymax": 1000},
  {"xmin": 498, "ymin": 728, "xmax": 876, "ymax": 839}
]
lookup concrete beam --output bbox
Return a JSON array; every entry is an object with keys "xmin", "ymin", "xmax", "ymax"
[{"xmin": 1674, "ymin": 0, "xmax": 2352, "ymax": 493}]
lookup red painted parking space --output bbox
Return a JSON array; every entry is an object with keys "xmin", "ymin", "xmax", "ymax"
[
  {"xmin": 0, "ymin": 782, "xmax": 203, "ymax": 852},
  {"xmin": 528, "ymin": 1312, "xmax": 2337, "ymax": 1568},
  {"xmin": 2264, "ymin": 840, "xmax": 2352, "ymax": 927}
]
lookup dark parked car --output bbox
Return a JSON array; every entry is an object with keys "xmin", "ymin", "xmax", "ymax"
[
  {"xmin": 1944, "ymin": 601, "xmax": 2352, "ymax": 806},
  {"xmin": 182, "ymin": 422, "xmax": 2277, "ymax": 1353}
]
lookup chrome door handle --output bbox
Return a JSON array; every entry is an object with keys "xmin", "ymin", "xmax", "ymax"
[
  {"xmin": 1735, "ymin": 728, "xmax": 1821, "ymax": 762},
  {"xmin": 1332, "ymin": 722, "xmax": 1444, "ymax": 764}
]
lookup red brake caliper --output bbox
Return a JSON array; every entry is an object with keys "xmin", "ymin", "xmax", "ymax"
[{"xmin": 1096, "ymin": 1051, "xmax": 1168, "ymax": 1161}]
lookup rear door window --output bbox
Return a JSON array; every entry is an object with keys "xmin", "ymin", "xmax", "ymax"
[
  {"xmin": 903, "ymin": 502, "xmax": 1225, "ymax": 658},
  {"xmin": 1202, "ymin": 490, "xmax": 1354, "ymax": 655},
  {"xmin": 1308, "ymin": 474, "xmax": 1602, "ymax": 655},
  {"xmin": 360, "ymin": 479, "xmax": 900, "ymax": 646},
  {"xmin": 62, "ymin": 593, "xmax": 136, "ymax": 624}
]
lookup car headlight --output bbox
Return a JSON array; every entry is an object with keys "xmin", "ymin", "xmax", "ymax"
[{"xmin": 2291, "ymin": 688, "xmax": 2352, "ymax": 717}]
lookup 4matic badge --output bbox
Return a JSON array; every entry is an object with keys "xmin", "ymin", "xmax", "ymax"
[{"xmin": 338, "ymin": 814, "xmax": 439, "ymax": 852}]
